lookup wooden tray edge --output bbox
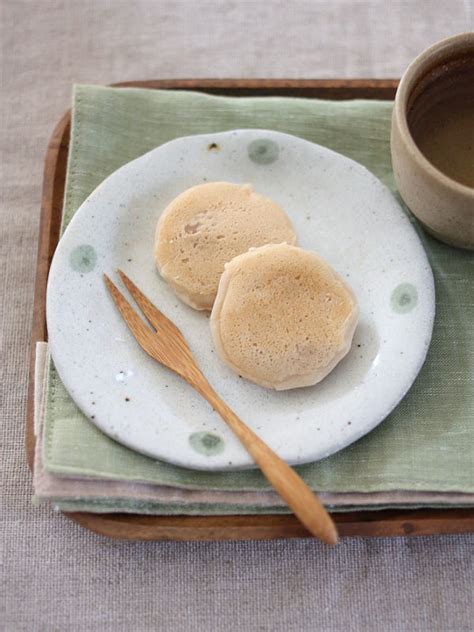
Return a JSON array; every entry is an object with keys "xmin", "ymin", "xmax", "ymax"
[
  {"xmin": 27, "ymin": 79, "xmax": 474, "ymax": 541},
  {"xmin": 111, "ymin": 78, "xmax": 400, "ymax": 99},
  {"xmin": 26, "ymin": 110, "xmax": 70, "ymax": 470},
  {"xmin": 65, "ymin": 509, "xmax": 474, "ymax": 541}
]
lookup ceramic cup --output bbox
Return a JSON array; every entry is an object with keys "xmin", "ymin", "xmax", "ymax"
[{"xmin": 391, "ymin": 32, "xmax": 474, "ymax": 249}]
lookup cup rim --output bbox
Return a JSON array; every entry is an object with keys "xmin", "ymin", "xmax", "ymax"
[{"xmin": 394, "ymin": 32, "xmax": 474, "ymax": 199}]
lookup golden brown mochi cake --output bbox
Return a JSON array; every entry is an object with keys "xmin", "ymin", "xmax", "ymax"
[
  {"xmin": 154, "ymin": 182, "xmax": 296, "ymax": 310},
  {"xmin": 210, "ymin": 243, "xmax": 359, "ymax": 390}
]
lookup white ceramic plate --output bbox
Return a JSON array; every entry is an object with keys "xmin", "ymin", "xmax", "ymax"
[{"xmin": 47, "ymin": 130, "xmax": 435, "ymax": 470}]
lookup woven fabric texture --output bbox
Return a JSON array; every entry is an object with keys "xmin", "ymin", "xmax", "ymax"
[{"xmin": 41, "ymin": 86, "xmax": 474, "ymax": 513}]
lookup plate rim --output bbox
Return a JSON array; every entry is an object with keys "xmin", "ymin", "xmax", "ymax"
[{"xmin": 46, "ymin": 128, "xmax": 436, "ymax": 471}]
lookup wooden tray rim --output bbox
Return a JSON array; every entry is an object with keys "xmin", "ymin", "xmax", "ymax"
[{"xmin": 26, "ymin": 78, "xmax": 474, "ymax": 541}]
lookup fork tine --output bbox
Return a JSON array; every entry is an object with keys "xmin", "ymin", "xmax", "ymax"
[
  {"xmin": 118, "ymin": 269, "xmax": 186, "ymax": 342},
  {"xmin": 103, "ymin": 274, "xmax": 155, "ymax": 351}
]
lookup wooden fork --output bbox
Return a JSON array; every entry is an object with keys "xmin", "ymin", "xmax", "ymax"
[{"xmin": 104, "ymin": 270, "xmax": 338, "ymax": 545}]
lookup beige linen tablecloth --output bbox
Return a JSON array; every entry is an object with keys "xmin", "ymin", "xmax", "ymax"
[{"xmin": 2, "ymin": 1, "xmax": 473, "ymax": 630}]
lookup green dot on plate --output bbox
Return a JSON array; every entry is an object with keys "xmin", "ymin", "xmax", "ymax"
[
  {"xmin": 248, "ymin": 139, "xmax": 280, "ymax": 165},
  {"xmin": 69, "ymin": 245, "xmax": 97, "ymax": 273},
  {"xmin": 189, "ymin": 432, "xmax": 225, "ymax": 456},
  {"xmin": 391, "ymin": 283, "xmax": 418, "ymax": 314}
]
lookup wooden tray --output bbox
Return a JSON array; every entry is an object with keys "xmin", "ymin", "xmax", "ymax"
[{"xmin": 26, "ymin": 79, "xmax": 474, "ymax": 540}]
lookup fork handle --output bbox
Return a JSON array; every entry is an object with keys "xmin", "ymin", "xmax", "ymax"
[{"xmin": 193, "ymin": 380, "xmax": 338, "ymax": 545}]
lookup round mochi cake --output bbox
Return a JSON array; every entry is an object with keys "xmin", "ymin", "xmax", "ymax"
[
  {"xmin": 154, "ymin": 182, "xmax": 296, "ymax": 310},
  {"xmin": 210, "ymin": 243, "xmax": 359, "ymax": 390}
]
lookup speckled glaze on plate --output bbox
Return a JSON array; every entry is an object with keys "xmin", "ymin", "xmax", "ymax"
[{"xmin": 47, "ymin": 130, "xmax": 435, "ymax": 470}]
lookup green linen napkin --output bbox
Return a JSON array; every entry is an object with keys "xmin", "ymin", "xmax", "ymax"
[{"xmin": 44, "ymin": 85, "xmax": 474, "ymax": 511}]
